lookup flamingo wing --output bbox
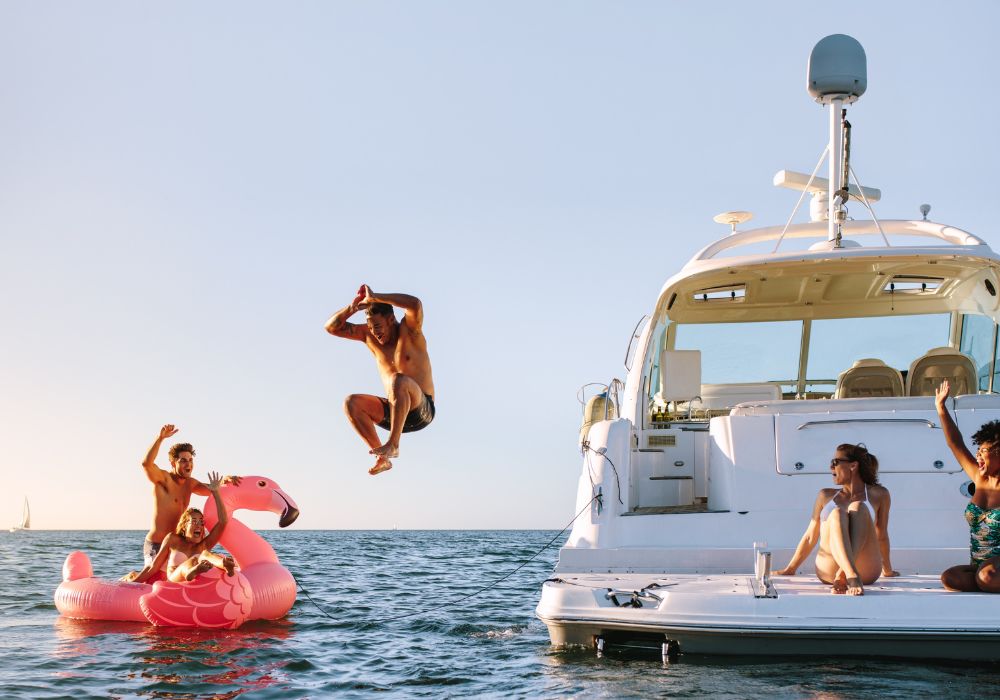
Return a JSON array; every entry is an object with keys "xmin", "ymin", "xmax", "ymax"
[{"xmin": 139, "ymin": 568, "xmax": 253, "ymax": 629}]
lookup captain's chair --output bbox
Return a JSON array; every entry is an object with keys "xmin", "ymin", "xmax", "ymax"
[
  {"xmin": 906, "ymin": 347, "xmax": 978, "ymax": 396},
  {"xmin": 835, "ymin": 358, "xmax": 904, "ymax": 398}
]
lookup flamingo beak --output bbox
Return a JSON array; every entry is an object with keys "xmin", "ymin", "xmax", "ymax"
[{"xmin": 271, "ymin": 488, "xmax": 300, "ymax": 528}]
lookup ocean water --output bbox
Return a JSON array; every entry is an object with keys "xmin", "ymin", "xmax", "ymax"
[{"xmin": 2, "ymin": 530, "xmax": 999, "ymax": 699}]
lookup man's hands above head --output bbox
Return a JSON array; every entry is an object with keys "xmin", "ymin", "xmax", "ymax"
[
  {"xmin": 353, "ymin": 284, "xmax": 375, "ymax": 311},
  {"xmin": 223, "ymin": 475, "xmax": 242, "ymax": 486},
  {"xmin": 159, "ymin": 424, "xmax": 179, "ymax": 440}
]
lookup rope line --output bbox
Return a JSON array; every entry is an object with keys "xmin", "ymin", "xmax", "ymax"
[{"xmin": 293, "ymin": 493, "xmax": 601, "ymax": 624}]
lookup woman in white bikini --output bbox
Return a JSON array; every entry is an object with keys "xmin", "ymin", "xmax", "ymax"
[{"xmin": 777, "ymin": 444, "xmax": 899, "ymax": 595}]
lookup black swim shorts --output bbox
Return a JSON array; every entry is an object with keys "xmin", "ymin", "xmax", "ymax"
[{"xmin": 378, "ymin": 392, "xmax": 435, "ymax": 433}]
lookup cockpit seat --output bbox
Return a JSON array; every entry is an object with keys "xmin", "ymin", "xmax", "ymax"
[
  {"xmin": 835, "ymin": 358, "xmax": 904, "ymax": 398},
  {"xmin": 692, "ymin": 382, "xmax": 781, "ymax": 410},
  {"xmin": 906, "ymin": 347, "xmax": 978, "ymax": 396}
]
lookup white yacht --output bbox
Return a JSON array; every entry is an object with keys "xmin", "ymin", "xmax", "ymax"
[{"xmin": 537, "ymin": 35, "xmax": 1000, "ymax": 660}]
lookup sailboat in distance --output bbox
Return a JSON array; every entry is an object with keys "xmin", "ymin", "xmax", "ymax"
[{"xmin": 9, "ymin": 497, "xmax": 29, "ymax": 533}]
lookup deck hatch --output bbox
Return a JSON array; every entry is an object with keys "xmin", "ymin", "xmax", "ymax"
[
  {"xmin": 692, "ymin": 284, "xmax": 746, "ymax": 303},
  {"xmin": 882, "ymin": 275, "xmax": 944, "ymax": 295}
]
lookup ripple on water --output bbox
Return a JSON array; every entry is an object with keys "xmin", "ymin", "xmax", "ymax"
[{"xmin": 5, "ymin": 530, "xmax": 1000, "ymax": 698}]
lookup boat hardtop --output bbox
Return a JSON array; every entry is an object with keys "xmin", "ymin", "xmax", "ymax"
[{"xmin": 537, "ymin": 34, "xmax": 1000, "ymax": 660}]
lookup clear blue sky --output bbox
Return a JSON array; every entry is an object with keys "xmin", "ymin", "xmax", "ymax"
[{"xmin": 3, "ymin": 2, "xmax": 998, "ymax": 529}]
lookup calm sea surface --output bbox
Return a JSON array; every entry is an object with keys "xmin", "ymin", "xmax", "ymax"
[{"xmin": 2, "ymin": 530, "xmax": 999, "ymax": 698}]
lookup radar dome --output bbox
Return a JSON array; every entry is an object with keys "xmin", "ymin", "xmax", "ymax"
[{"xmin": 807, "ymin": 34, "xmax": 867, "ymax": 104}]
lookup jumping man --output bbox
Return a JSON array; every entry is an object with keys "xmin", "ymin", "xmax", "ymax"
[{"xmin": 325, "ymin": 284, "xmax": 436, "ymax": 475}]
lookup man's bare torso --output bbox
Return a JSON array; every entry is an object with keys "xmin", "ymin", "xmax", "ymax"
[
  {"xmin": 148, "ymin": 474, "xmax": 198, "ymax": 541},
  {"xmin": 367, "ymin": 319, "xmax": 435, "ymax": 398}
]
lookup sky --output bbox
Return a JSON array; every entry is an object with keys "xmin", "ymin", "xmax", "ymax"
[{"xmin": 3, "ymin": 1, "xmax": 1000, "ymax": 530}]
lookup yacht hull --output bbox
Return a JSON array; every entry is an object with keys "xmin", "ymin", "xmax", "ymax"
[{"xmin": 537, "ymin": 574, "xmax": 1000, "ymax": 660}]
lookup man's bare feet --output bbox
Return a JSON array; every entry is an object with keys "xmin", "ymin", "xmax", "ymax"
[
  {"xmin": 223, "ymin": 556, "xmax": 236, "ymax": 577},
  {"xmin": 369, "ymin": 456, "xmax": 393, "ymax": 475},
  {"xmin": 845, "ymin": 576, "xmax": 864, "ymax": 596},
  {"xmin": 831, "ymin": 571, "xmax": 848, "ymax": 594},
  {"xmin": 186, "ymin": 560, "xmax": 213, "ymax": 581},
  {"xmin": 370, "ymin": 442, "xmax": 399, "ymax": 459}
]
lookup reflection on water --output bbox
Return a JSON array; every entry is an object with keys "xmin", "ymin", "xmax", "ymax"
[{"xmin": 52, "ymin": 617, "xmax": 295, "ymax": 698}]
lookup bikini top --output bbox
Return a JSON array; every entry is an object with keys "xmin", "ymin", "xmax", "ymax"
[
  {"xmin": 965, "ymin": 502, "xmax": 1000, "ymax": 528},
  {"xmin": 820, "ymin": 484, "xmax": 876, "ymax": 520},
  {"xmin": 167, "ymin": 548, "xmax": 191, "ymax": 571}
]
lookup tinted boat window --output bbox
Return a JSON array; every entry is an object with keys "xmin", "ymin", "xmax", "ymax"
[
  {"xmin": 808, "ymin": 314, "xmax": 951, "ymax": 383},
  {"xmin": 960, "ymin": 314, "xmax": 997, "ymax": 392},
  {"xmin": 674, "ymin": 321, "xmax": 801, "ymax": 386}
]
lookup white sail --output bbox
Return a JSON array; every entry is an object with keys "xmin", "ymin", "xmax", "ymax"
[{"xmin": 10, "ymin": 497, "xmax": 29, "ymax": 532}]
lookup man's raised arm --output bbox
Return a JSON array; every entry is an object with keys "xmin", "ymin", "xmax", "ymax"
[
  {"xmin": 141, "ymin": 424, "xmax": 176, "ymax": 485},
  {"xmin": 360, "ymin": 285, "xmax": 423, "ymax": 331},
  {"xmin": 324, "ymin": 291, "xmax": 367, "ymax": 341}
]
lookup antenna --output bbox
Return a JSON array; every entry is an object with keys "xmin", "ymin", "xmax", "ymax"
[
  {"xmin": 807, "ymin": 34, "xmax": 867, "ymax": 245},
  {"xmin": 713, "ymin": 211, "xmax": 753, "ymax": 234}
]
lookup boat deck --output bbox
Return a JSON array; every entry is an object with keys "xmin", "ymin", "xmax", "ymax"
[
  {"xmin": 554, "ymin": 571, "xmax": 948, "ymax": 595},
  {"xmin": 538, "ymin": 572, "xmax": 1000, "ymax": 657}
]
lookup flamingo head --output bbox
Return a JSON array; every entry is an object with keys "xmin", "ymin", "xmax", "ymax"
[{"xmin": 215, "ymin": 476, "xmax": 300, "ymax": 527}]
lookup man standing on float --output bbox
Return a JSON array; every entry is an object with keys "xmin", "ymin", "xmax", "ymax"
[{"xmin": 325, "ymin": 285, "xmax": 436, "ymax": 475}]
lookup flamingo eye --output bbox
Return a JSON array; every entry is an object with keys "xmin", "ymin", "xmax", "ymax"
[{"xmin": 257, "ymin": 480, "xmax": 267, "ymax": 488}]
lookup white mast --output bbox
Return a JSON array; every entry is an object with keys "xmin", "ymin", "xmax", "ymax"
[{"xmin": 807, "ymin": 35, "xmax": 867, "ymax": 243}]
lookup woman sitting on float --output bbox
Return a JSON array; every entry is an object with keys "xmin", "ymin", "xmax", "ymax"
[
  {"xmin": 935, "ymin": 379, "xmax": 1000, "ymax": 592},
  {"xmin": 776, "ymin": 443, "xmax": 898, "ymax": 595},
  {"xmin": 131, "ymin": 471, "xmax": 235, "ymax": 583}
]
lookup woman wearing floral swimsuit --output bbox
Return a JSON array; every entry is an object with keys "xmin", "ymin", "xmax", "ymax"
[{"xmin": 935, "ymin": 379, "xmax": 1000, "ymax": 592}]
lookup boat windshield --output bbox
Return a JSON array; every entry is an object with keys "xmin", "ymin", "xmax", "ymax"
[
  {"xmin": 806, "ymin": 315, "xmax": 951, "ymax": 386},
  {"xmin": 671, "ymin": 313, "xmax": 954, "ymax": 395}
]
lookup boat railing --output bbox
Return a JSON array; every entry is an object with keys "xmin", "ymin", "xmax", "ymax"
[{"xmin": 688, "ymin": 220, "xmax": 986, "ymax": 264}]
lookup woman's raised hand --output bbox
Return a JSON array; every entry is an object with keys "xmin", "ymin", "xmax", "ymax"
[
  {"xmin": 206, "ymin": 470, "xmax": 223, "ymax": 492},
  {"xmin": 934, "ymin": 379, "xmax": 951, "ymax": 410}
]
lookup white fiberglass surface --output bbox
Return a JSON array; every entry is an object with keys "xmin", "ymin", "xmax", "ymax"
[
  {"xmin": 673, "ymin": 321, "xmax": 803, "ymax": 385},
  {"xmin": 806, "ymin": 314, "xmax": 950, "ymax": 382}
]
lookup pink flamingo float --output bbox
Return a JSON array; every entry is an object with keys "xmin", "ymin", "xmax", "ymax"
[{"xmin": 54, "ymin": 475, "xmax": 299, "ymax": 629}]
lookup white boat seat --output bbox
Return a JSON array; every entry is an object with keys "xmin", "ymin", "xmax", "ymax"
[
  {"xmin": 692, "ymin": 383, "xmax": 781, "ymax": 410},
  {"xmin": 906, "ymin": 347, "xmax": 978, "ymax": 397},
  {"xmin": 835, "ymin": 358, "xmax": 904, "ymax": 399}
]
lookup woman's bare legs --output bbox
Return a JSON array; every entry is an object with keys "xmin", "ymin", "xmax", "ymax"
[
  {"xmin": 167, "ymin": 551, "xmax": 235, "ymax": 582},
  {"xmin": 199, "ymin": 551, "xmax": 236, "ymax": 576},
  {"xmin": 941, "ymin": 564, "xmax": 978, "ymax": 591},
  {"xmin": 943, "ymin": 556, "xmax": 1000, "ymax": 592},
  {"xmin": 169, "ymin": 555, "xmax": 213, "ymax": 583},
  {"xmin": 815, "ymin": 504, "xmax": 881, "ymax": 595},
  {"xmin": 847, "ymin": 503, "xmax": 882, "ymax": 584}
]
